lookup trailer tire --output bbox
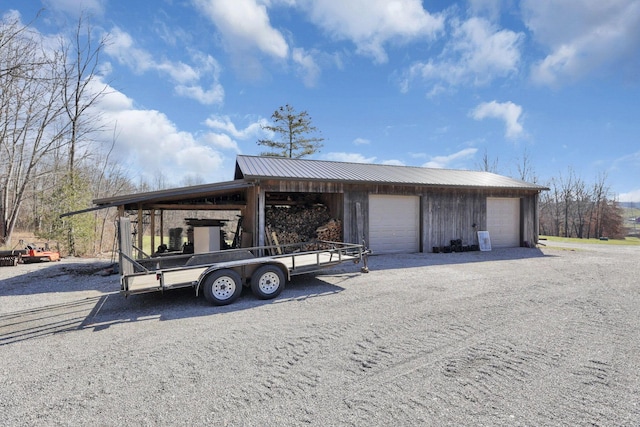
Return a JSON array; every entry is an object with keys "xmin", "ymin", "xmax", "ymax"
[
  {"xmin": 202, "ymin": 269, "xmax": 243, "ymax": 305},
  {"xmin": 251, "ymin": 265, "xmax": 285, "ymax": 300}
]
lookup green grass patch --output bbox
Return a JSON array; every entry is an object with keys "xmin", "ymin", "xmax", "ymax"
[{"xmin": 540, "ymin": 235, "xmax": 640, "ymax": 246}]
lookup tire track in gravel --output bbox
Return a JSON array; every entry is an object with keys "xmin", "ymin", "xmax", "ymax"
[
  {"xmin": 228, "ymin": 321, "xmax": 356, "ymax": 417},
  {"xmin": 544, "ymin": 291, "xmax": 640, "ymax": 426},
  {"xmin": 314, "ymin": 286, "xmax": 591, "ymax": 424}
]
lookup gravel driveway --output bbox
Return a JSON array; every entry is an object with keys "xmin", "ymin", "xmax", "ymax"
[{"xmin": 1, "ymin": 242, "xmax": 639, "ymax": 426}]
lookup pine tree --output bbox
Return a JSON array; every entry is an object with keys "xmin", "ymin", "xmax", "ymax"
[{"xmin": 257, "ymin": 104, "xmax": 324, "ymax": 158}]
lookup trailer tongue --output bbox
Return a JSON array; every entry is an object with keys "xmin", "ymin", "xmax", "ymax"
[{"xmin": 117, "ymin": 218, "xmax": 369, "ymax": 305}]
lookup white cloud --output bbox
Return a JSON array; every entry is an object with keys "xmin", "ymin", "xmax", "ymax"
[
  {"xmin": 422, "ymin": 148, "xmax": 478, "ymax": 168},
  {"xmin": 523, "ymin": 0, "xmax": 640, "ymax": 85},
  {"xmin": 619, "ymin": 189, "xmax": 640, "ymax": 203},
  {"xmin": 203, "ymin": 115, "xmax": 267, "ymax": 140},
  {"xmin": 300, "ymin": 0, "xmax": 444, "ymax": 63},
  {"xmin": 105, "ymin": 28, "xmax": 152, "ymax": 73},
  {"xmin": 382, "ymin": 159, "xmax": 405, "ymax": 166},
  {"xmin": 471, "ymin": 100, "xmax": 524, "ymax": 139},
  {"xmin": 323, "ymin": 152, "xmax": 377, "ymax": 163},
  {"xmin": 353, "ymin": 138, "xmax": 370, "ymax": 145},
  {"xmin": 468, "ymin": 0, "xmax": 503, "ymax": 21},
  {"xmin": 401, "ymin": 16, "xmax": 522, "ymax": 92},
  {"xmin": 200, "ymin": 133, "xmax": 241, "ymax": 152},
  {"xmin": 292, "ymin": 47, "xmax": 322, "ymax": 87},
  {"xmin": 105, "ymin": 27, "xmax": 224, "ymax": 105},
  {"xmin": 91, "ymin": 80, "xmax": 235, "ymax": 184},
  {"xmin": 194, "ymin": 0, "xmax": 289, "ymax": 59},
  {"xmin": 175, "ymin": 84, "xmax": 224, "ymax": 105}
]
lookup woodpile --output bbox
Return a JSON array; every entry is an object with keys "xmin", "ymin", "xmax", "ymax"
[
  {"xmin": 303, "ymin": 220, "xmax": 342, "ymax": 251},
  {"xmin": 265, "ymin": 205, "xmax": 342, "ymax": 252},
  {"xmin": 315, "ymin": 219, "xmax": 342, "ymax": 241}
]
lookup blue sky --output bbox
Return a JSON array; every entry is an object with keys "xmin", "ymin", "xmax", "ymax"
[{"xmin": 5, "ymin": 0, "xmax": 640, "ymax": 201}]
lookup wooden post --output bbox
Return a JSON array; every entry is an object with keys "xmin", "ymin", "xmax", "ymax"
[
  {"xmin": 355, "ymin": 202, "xmax": 364, "ymax": 245},
  {"xmin": 137, "ymin": 206, "xmax": 143, "ymax": 258},
  {"xmin": 160, "ymin": 210, "xmax": 164, "ymax": 246},
  {"xmin": 150, "ymin": 209, "xmax": 155, "ymax": 255}
]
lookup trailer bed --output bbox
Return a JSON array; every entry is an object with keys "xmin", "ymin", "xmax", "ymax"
[
  {"xmin": 122, "ymin": 249, "xmax": 361, "ymax": 294},
  {"xmin": 117, "ymin": 217, "xmax": 369, "ymax": 304}
]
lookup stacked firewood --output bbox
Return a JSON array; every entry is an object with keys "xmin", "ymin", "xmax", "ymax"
[
  {"xmin": 302, "ymin": 220, "xmax": 343, "ymax": 251},
  {"xmin": 265, "ymin": 205, "xmax": 342, "ymax": 250},
  {"xmin": 315, "ymin": 219, "xmax": 342, "ymax": 241}
]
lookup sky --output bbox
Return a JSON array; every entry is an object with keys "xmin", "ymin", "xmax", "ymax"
[{"xmin": 4, "ymin": 0, "xmax": 640, "ymax": 202}]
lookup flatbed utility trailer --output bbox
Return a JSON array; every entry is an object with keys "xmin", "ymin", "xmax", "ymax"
[{"xmin": 118, "ymin": 218, "xmax": 369, "ymax": 306}]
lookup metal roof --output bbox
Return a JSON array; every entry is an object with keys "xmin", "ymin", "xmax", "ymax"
[
  {"xmin": 235, "ymin": 155, "xmax": 548, "ymax": 190},
  {"xmin": 68, "ymin": 156, "xmax": 545, "ymax": 217},
  {"xmin": 92, "ymin": 179, "xmax": 253, "ymax": 207}
]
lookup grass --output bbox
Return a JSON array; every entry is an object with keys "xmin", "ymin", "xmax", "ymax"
[
  {"xmin": 541, "ymin": 235, "xmax": 640, "ymax": 246},
  {"xmin": 624, "ymin": 207, "xmax": 640, "ymax": 219}
]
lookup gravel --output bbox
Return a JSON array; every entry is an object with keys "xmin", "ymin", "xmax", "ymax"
[{"xmin": 1, "ymin": 242, "xmax": 639, "ymax": 426}]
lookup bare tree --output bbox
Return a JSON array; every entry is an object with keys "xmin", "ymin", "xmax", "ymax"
[
  {"xmin": 0, "ymin": 12, "xmax": 46, "ymax": 79},
  {"xmin": 590, "ymin": 172, "xmax": 611, "ymax": 239},
  {"xmin": 0, "ymin": 12, "xmax": 114, "ymax": 255},
  {"xmin": 56, "ymin": 14, "xmax": 109, "ymax": 255},
  {"xmin": 60, "ymin": 14, "xmax": 108, "ymax": 175},
  {"xmin": 515, "ymin": 148, "xmax": 537, "ymax": 183},
  {"xmin": 539, "ymin": 169, "xmax": 625, "ymax": 240},
  {"xmin": 559, "ymin": 170, "xmax": 574, "ymax": 237},
  {"xmin": 570, "ymin": 173, "xmax": 588, "ymax": 238},
  {"xmin": 477, "ymin": 148, "xmax": 499, "ymax": 173},
  {"xmin": 542, "ymin": 177, "xmax": 563, "ymax": 236},
  {"xmin": 0, "ymin": 16, "xmax": 67, "ymax": 246}
]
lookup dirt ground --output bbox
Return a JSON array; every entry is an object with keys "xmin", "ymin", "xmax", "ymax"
[{"xmin": 1, "ymin": 242, "xmax": 639, "ymax": 426}]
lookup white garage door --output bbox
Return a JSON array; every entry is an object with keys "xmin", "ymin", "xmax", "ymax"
[
  {"xmin": 369, "ymin": 195, "xmax": 420, "ymax": 254},
  {"xmin": 486, "ymin": 198, "xmax": 520, "ymax": 248}
]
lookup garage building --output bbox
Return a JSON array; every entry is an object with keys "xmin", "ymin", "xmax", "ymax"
[{"xmin": 93, "ymin": 155, "xmax": 548, "ymax": 254}]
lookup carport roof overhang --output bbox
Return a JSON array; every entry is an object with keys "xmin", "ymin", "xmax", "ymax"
[{"xmin": 61, "ymin": 180, "xmax": 253, "ymax": 218}]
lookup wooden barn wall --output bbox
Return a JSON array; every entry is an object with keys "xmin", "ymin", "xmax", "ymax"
[
  {"xmin": 423, "ymin": 189, "xmax": 542, "ymax": 251},
  {"xmin": 422, "ymin": 190, "xmax": 485, "ymax": 251},
  {"xmin": 320, "ymin": 193, "xmax": 343, "ymax": 224},
  {"xmin": 252, "ymin": 179, "xmax": 541, "ymax": 250},
  {"xmin": 520, "ymin": 193, "xmax": 539, "ymax": 246}
]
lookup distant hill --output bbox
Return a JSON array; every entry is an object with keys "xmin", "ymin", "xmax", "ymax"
[{"xmin": 620, "ymin": 202, "xmax": 640, "ymax": 208}]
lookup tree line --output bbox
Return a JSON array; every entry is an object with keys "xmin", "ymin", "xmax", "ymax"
[
  {"xmin": 479, "ymin": 151, "xmax": 625, "ymax": 240},
  {"xmin": 538, "ymin": 170, "xmax": 624, "ymax": 239}
]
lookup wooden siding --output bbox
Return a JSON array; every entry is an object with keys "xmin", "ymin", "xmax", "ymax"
[
  {"xmin": 423, "ymin": 191, "xmax": 485, "ymax": 251},
  {"xmin": 520, "ymin": 193, "xmax": 539, "ymax": 247},
  {"xmin": 247, "ymin": 179, "xmax": 542, "ymax": 251}
]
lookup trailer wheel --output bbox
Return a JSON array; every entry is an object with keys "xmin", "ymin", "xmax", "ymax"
[
  {"xmin": 251, "ymin": 265, "xmax": 285, "ymax": 300},
  {"xmin": 202, "ymin": 269, "xmax": 242, "ymax": 305}
]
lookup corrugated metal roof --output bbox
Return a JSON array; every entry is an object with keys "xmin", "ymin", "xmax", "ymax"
[
  {"xmin": 93, "ymin": 179, "xmax": 253, "ymax": 206},
  {"xmin": 235, "ymin": 155, "xmax": 548, "ymax": 190}
]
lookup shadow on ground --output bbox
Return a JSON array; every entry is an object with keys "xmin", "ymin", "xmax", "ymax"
[
  {"xmin": 0, "ymin": 275, "xmax": 346, "ymax": 346},
  {"xmin": 0, "ymin": 247, "xmax": 552, "ymax": 346}
]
